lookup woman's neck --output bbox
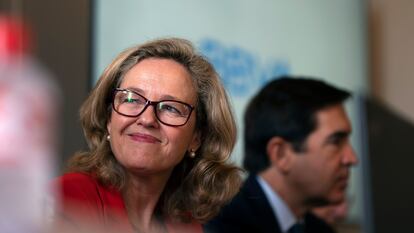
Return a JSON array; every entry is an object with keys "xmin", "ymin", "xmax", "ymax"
[{"xmin": 122, "ymin": 172, "xmax": 171, "ymax": 233}]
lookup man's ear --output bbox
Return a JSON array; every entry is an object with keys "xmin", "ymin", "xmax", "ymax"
[{"xmin": 266, "ymin": 137, "xmax": 292, "ymax": 173}]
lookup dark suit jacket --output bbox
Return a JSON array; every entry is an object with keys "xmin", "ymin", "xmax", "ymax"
[{"xmin": 204, "ymin": 175, "xmax": 336, "ymax": 233}]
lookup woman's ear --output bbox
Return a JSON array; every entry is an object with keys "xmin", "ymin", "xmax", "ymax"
[
  {"xmin": 266, "ymin": 137, "xmax": 292, "ymax": 173},
  {"xmin": 107, "ymin": 121, "xmax": 111, "ymax": 135},
  {"xmin": 189, "ymin": 131, "xmax": 201, "ymax": 152}
]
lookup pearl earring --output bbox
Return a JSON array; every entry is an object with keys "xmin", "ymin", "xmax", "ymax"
[
  {"xmin": 106, "ymin": 135, "xmax": 111, "ymax": 141},
  {"xmin": 189, "ymin": 149, "xmax": 196, "ymax": 158}
]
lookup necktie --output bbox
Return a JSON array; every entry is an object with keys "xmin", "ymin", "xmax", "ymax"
[{"xmin": 288, "ymin": 222, "xmax": 305, "ymax": 233}]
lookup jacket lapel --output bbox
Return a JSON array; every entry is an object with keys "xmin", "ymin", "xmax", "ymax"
[{"xmin": 242, "ymin": 175, "xmax": 282, "ymax": 233}]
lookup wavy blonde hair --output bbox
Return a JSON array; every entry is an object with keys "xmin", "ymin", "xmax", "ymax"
[{"xmin": 68, "ymin": 38, "xmax": 241, "ymax": 222}]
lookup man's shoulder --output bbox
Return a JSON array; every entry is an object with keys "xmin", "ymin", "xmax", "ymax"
[
  {"xmin": 218, "ymin": 175, "xmax": 264, "ymax": 212},
  {"xmin": 212, "ymin": 178, "xmax": 255, "ymax": 218},
  {"xmin": 203, "ymin": 175, "xmax": 276, "ymax": 233}
]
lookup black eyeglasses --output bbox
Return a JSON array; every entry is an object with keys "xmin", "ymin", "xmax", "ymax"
[{"xmin": 112, "ymin": 88, "xmax": 195, "ymax": 126}]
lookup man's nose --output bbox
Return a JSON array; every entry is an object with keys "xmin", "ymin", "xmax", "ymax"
[{"xmin": 342, "ymin": 144, "xmax": 358, "ymax": 166}]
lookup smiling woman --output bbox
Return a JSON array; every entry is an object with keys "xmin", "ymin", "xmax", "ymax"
[{"xmin": 52, "ymin": 38, "xmax": 242, "ymax": 233}]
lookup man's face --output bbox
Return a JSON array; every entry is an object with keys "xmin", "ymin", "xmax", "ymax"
[{"xmin": 288, "ymin": 104, "xmax": 358, "ymax": 205}]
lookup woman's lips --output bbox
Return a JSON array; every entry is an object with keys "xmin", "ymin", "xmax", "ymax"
[{"xmin": 128, "ymin": 133, "xmax": 161, "ymax": 143}]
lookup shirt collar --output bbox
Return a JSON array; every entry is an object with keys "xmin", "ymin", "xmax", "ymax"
[{"xmin": 256, "ymin": 175, "xmax": 298, "ymax": 233}]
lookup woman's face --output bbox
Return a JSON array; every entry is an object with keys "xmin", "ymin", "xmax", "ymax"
[{"xmin": 107, "ymin": 58, "xmax": 200, "ymax": 177}]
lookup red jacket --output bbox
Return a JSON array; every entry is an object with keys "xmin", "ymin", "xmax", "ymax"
[{"xmin": 53, "ymin": 172, "xmax": 203, "ymax": 233}]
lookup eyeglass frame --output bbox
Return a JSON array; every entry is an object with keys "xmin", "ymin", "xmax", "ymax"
[{"xmin": 111, "ymin": 88, "xmax": 195, "ymax": 127}]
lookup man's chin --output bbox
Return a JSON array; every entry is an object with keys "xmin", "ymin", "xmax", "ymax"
[
  {"xmin": 328, "ymin": 191, "xmax": 346, "ymax": 205},
  {"xmin": 306, "ymin": 193, "xmax": 345, "ymax": 207},
  {"xmin": 306, "ymin": 197, "xmax": 331, "ymax": 207}
]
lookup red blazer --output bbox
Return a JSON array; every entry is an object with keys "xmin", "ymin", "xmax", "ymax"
[{"xmin": 53, "ymin": 172, "xmax": 203, "ymax": 233}]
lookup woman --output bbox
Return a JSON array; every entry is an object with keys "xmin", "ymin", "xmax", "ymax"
[{"xmin": 53, "ymin": 38, "xmax": 241, "ymax": 233}]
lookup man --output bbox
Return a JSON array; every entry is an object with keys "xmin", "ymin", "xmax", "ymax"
[{"xmin": 205, "ymin": 76, "xmax": 358, "ymax": 233}]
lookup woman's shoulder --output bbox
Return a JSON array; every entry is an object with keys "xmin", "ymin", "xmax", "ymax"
[
  {"xmin": 54, "ymin": 172, "xmax": 124, "ymax": 209},
  {"xmin": 53, "ymin": 172, "xmax": 102, "ymax": 202},
  {"xmin": 55, "ymin": 172, "xmax": 98, "ymax": 188},
  {"xmin": 51, "ymin": 172, "xmax": 131, "ymax": 232},
  {"xmin": 57, "ymin": 171, "xmax": 96, "ymax": 183}
]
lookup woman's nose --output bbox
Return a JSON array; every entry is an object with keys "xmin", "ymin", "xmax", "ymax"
[{"xmin": 135, "ymin": 105, "xmax": 159, "ymax": 128}]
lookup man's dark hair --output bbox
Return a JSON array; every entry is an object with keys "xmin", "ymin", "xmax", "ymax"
[{"xmin": 243, "ymin": 76, "xmax": 351, "ymax": 174}]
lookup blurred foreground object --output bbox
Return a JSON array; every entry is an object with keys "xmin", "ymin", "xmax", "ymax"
[{"xmin": 0, "ymin": 15, "xmax": 59, "ymax": 233}]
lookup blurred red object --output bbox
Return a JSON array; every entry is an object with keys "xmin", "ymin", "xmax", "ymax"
[
  {"xmin": 0, "ymin": 15, "xmax": 31, "ymax": 58},
  {"xmin": 0, "ymin": 14, "xmax": 59, "ymax": 233}
]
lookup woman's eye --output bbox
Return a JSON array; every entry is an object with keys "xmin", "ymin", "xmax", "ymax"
[
  {"xmin": 164, "ymin": 105, "xmax": 179, "ymax": 113},
  {"xmin": 123, "ymin": 96, "xmax": 145, "ymax": 104},
  {"xmin": 121, "ymin": 97, "xmax": 136, "ymax": 103},
  {"xmin": 160, "ymin": 104, "xmax": 182, "ymax": 115}
]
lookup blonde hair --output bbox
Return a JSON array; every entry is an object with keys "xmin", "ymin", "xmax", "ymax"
[{"xmin": 68, "ymin": 38, "xmax": 241, "ymax": 222}]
